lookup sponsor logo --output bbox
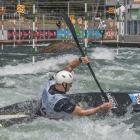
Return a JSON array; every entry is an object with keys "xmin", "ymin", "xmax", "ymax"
[
  {"xmin": 129, "ymin": 93, "xmax": 140, "ymax": 104},
  {"xmin": 16, "ymin": 4, "xmax": 25, "ymax": 14},
  {"xmin": 106, "ymin": 93, "xmax": 118, "ymax": 108}
]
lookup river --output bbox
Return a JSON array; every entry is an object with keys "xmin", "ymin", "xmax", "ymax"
[{"xmin": 0, "ymin": 46, "xmax": 140, "ymax": 140}]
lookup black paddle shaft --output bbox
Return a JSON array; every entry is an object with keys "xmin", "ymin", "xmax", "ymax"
[{"xmin": 62, "ymin": 13, "xmax": 109, "ymax": 102}]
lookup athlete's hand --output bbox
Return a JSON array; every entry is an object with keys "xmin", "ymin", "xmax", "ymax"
[
  {"xmin": 100, "ymin": 102, "xmax": 112, "ymax": 110},
  {"xmin": 81, "ymin": 56, "xmax": 89, "ymax": 64}
]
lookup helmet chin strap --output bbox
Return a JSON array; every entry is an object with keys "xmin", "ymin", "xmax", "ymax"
[{"xmin": 62, "ymin": 83, "xmax": 67, "ymax": 93}]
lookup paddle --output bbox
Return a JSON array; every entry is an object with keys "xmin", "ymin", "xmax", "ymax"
[{"xmin": 62, "ymin": 13, "xmax": 109, "ymax": 102}]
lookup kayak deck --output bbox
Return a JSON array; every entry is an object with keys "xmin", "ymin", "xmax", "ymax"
[{"xmin": 0, "ymin": 92, "xmax": 140, "ymax": 127}]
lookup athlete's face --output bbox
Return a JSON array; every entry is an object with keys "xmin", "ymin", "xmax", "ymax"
[{"xmin": 63, "ymin": 83, "xmax": 72, "ymax": 92}]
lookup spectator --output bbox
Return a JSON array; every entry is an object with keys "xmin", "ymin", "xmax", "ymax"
[
  {"xmin": 56, "ymin": 20, "xmax": 62, "ymax": 29},
  {"xmin": 98, "ymin": 20, "xmax": 107, "ymax": 41}
]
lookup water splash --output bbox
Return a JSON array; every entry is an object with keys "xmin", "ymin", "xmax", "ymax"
[
  {"xmin": 0, "ymin": 54, "xmax": 78, "ymax": 76},
  {"xmin": 90, "ymin": 48, "xmax": 115, "ymax": 60}
]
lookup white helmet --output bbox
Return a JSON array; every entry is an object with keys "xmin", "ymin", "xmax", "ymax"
[{"xmin": 55, "ymin": 70, "xmax": 73, "ymax": 84}]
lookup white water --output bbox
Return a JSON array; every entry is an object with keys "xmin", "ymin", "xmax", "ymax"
[
  {"xmin": 0, "ymin": 117, "xmax": 139, "ymax": 140},
  {"xmin": 0, "ymin": 47, "xmax": 140, "ymax": 140}
]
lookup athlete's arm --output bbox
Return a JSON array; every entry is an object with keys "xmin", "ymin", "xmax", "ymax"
[
  {"xmin": 64, "ymin": 56, "xmax": 89, "ymax": 72},
  {"xmin": 72, "ymin": 102, "xmax": 112, "ymax": 116}
]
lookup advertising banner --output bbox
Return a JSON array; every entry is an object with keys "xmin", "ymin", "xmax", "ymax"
[{"xmin": 7, "ymin": 30, "xmax": 57, "ymax": 40}]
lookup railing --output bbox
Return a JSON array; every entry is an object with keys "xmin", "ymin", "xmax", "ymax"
[
  {"xmin": 124, "ymin": 35, "xmax": 140, "ymax": 43},
  {"xmin": 0, "ymin": 1, "xmax": 140, "ymax": 47}
]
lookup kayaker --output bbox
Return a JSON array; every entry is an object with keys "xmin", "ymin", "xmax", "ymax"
[{"xmin": 40, "ymin": 56, "xmax": 112, "ymax": 119}]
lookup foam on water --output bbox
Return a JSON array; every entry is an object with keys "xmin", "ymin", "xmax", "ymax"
[
  {"xmin": 0, "ymin": 54, "xmax": 78, "ymax": 76},
  {"xmin": 0, "ymin": 47, "xmax": 140, "ymax": 139},
  {"xmin": 90, "ymin": 47, "xmax": 115, "ymax": 60},
  {"xmin": 0, "ymin": 117, "xmax": 139, "ymax": 140},
  {"xmin": 0, "ymin": 54, "xmax": 78, "ymax": 105},
  {"xmin": 88, "ymin": 47, "xmax": 140, "ymax": 91}
]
